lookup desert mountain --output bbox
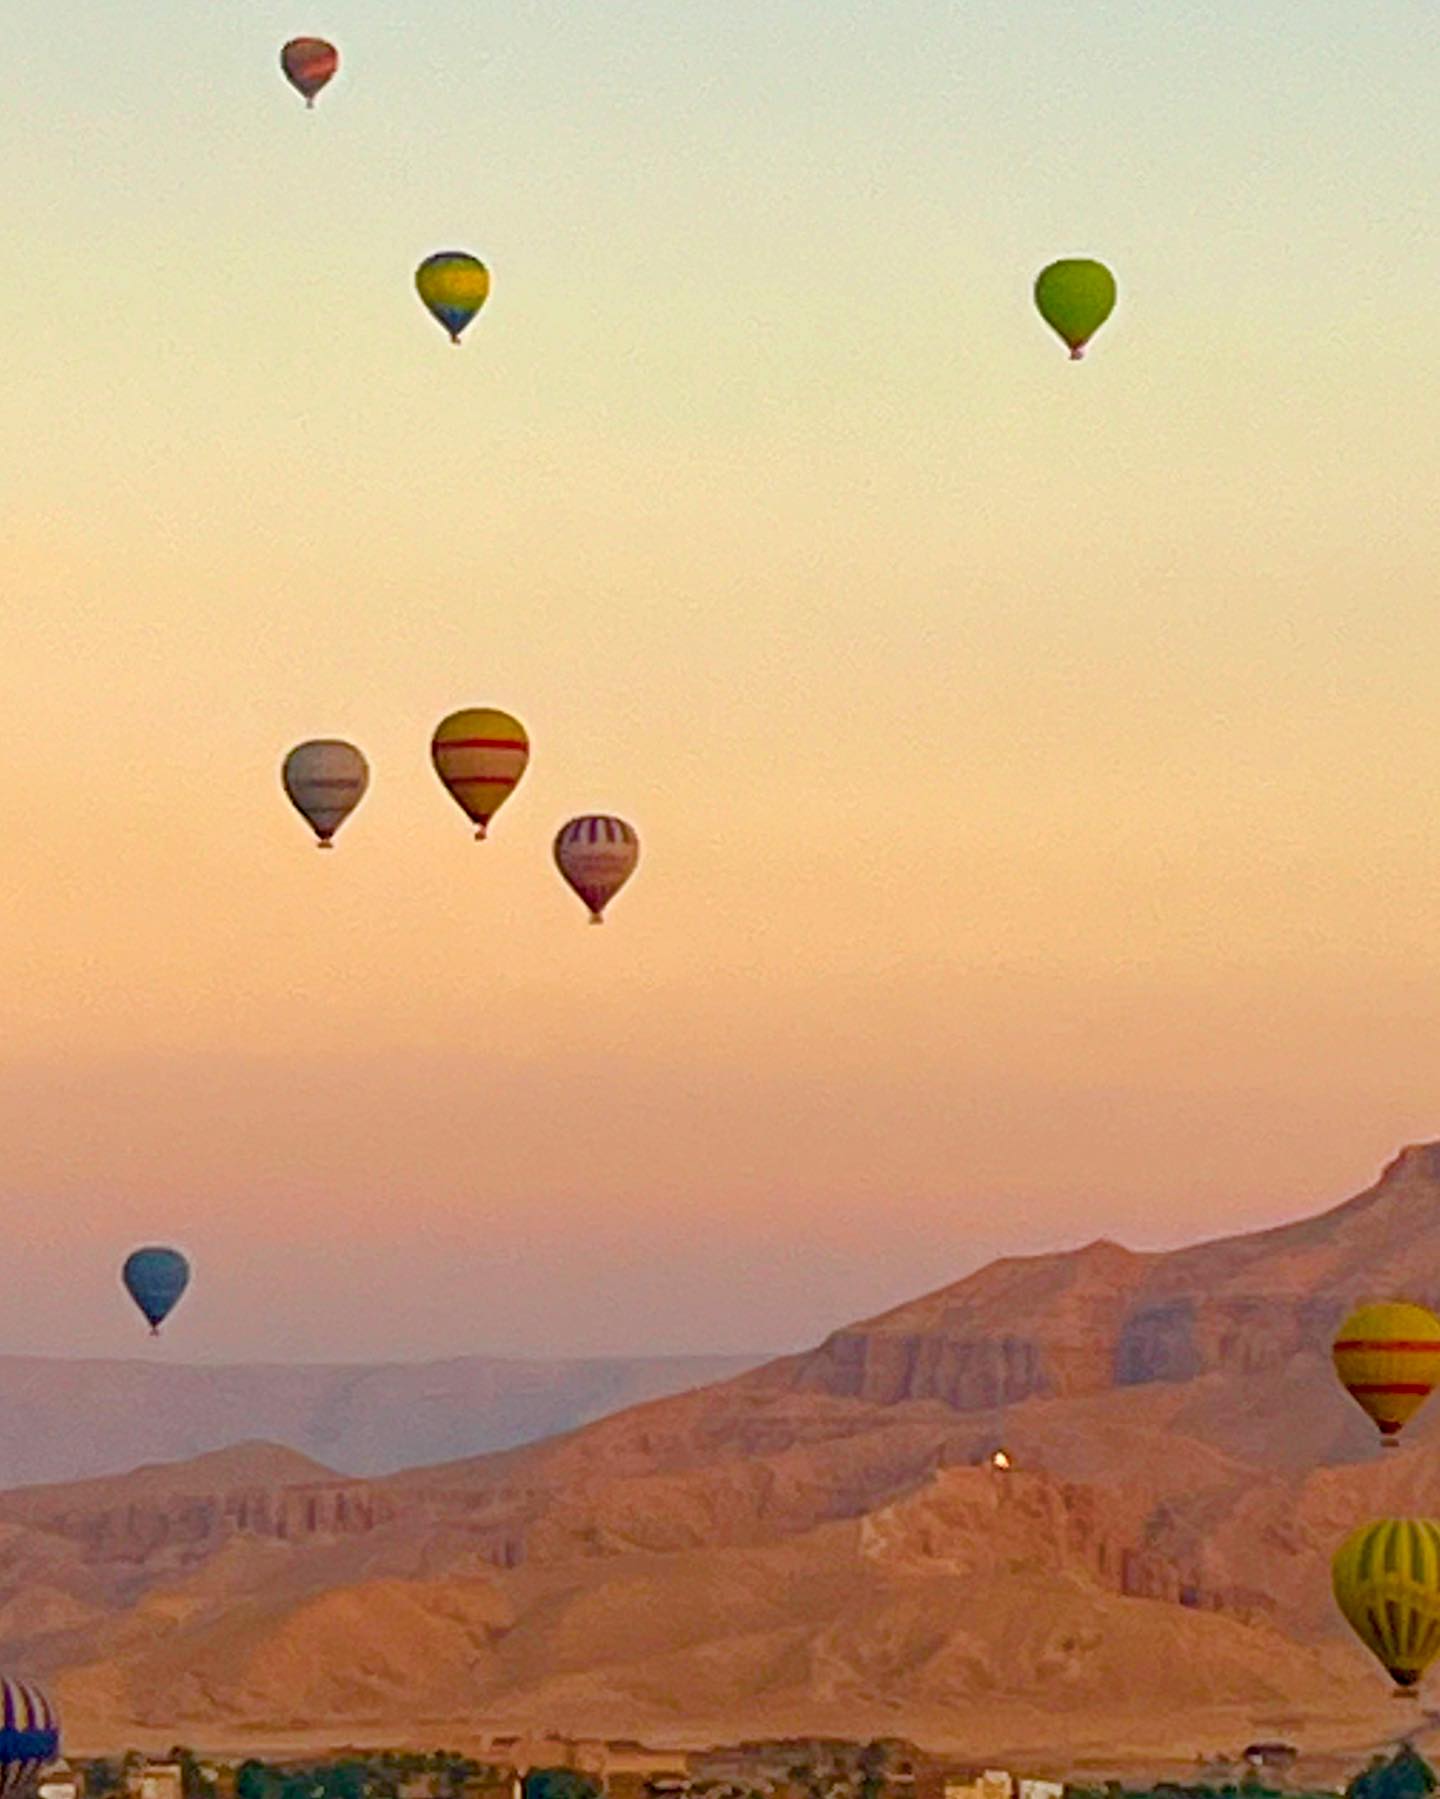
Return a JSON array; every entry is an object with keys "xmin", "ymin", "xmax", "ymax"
[
  {"xmin": 0, "ymin": 1352, "xmax": 764, "ymax": 1487},
  {"xmin": 10, "ymin": 1145, "xmax": 1440, "ymax": 1768}
]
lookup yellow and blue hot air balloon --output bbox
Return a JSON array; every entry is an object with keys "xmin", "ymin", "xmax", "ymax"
[
  {"xmin": 415, "ymin": 252, "xmax": 491, "ymax": 344},
  {"xmin": 1333, "ymin": 1518, "xmax": 1440, "ymax": 1695},
  {"xmin": 1334, "ymin": 1301, "xmax": 1440, "ymax": 1448}
]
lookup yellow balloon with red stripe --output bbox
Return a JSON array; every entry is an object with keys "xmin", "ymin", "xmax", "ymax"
[
  {"xmin": 1333, "ymin": 1301, "xmax": 1440, "ymax": 1447},
  {"xmin": 1333, "ymin": 1517, "xmax": 1440, "ymax": 1693},
  {"xmin": 431, "ymin": 708, "xmax": 529, "ymax": 840}
]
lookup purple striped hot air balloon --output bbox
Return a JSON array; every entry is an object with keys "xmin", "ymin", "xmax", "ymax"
[
  {"xmin": 0, "ymin": 1678, "xmax": 58, "ymax": 1799},
  {"xmin": 554, "ymin": 816, "xmax": 640, "ymax": 923}
]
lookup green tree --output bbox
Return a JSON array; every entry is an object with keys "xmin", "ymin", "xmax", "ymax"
[
  {"xmin": 857, "ymin": 1744, "xmax": 888, "ymax": 1799},
  {"xmin": 1348, "ymin": 1749, "xmax": 1438, "ymax": 1799},
  {"xmin": 522, "ymin": 1771, "xmax": 602, "ymax": 1799},
  {"xmin": 236, "ymin": 1762, "xmax": 271, "ymax": 1799}
]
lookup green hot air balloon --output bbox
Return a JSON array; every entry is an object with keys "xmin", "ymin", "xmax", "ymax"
[{"xmin": 1034, "ymin": 258, "xmax": 1117, "ymax": 360}]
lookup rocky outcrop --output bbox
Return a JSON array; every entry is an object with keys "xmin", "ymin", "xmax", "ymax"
[
  {"xmin": 15, "ymin": 1481, "xmax": 398, "ymax": 1561},
  {"xmin": 755, "ymin": 1145, "xmax": 1440, "ymax": 1415}
]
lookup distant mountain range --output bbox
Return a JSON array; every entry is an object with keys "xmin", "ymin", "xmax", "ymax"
[
  {"xmin": 0, "ymin": 1351, "xmax": 765, "ymax": 1485},
  {"xmin": 11, "ymin": 1146, "xmax": 1440, "ymax": 1769}
]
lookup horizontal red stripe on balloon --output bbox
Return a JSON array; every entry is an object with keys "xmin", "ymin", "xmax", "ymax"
[
  {"xmin": 445, "ymin": 775, "xmax": 518, "ymax": 787},
  {"xmin": 1345, "ymin": 1382, "xmax": 1436, "ymax": 1395},
  {"xmin": 435, "ymin": 738, "xmax": 528, "ymax": 751},
  {"xmin": 1335, "ymin": 1341, "xmax": 1440, "ymax": 1353}
]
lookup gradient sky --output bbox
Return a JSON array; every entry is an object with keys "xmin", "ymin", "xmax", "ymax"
[{"xmin": 4, "ymin": 0, "xmax": 1440, "ymax": 1362}]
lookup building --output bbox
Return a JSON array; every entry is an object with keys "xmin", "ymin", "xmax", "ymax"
[
  {"xmin": 1243, "ymin": 1746, "xmax": 1298, "ymax": 1774},
  {"xmin": 461, "ymin": 1777, "xmax": 522, "ymax": 1799},
  {"xmin": 125, "ymin": 1767, "xmax": 182, "ymax": 1799},
  {"xmin": 482, "ymin": 1738, "xmax": 688, "ymax": 1795},
  {"xmin": 1018, "ymin": 1781, "xmax": 1063, "ymax": 1799},
  {"xmin": 944, "ymin": 1772, "xmax": 1013, "ymax": 1799},
  {"xmin": 39, "ymin": 1763, "xmax": 81, "ymax": 1799}
]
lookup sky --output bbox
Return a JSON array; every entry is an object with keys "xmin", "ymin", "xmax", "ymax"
[{"xmin": 3, "ymin": 0, "xmax": 1440, "ymax": 1363}]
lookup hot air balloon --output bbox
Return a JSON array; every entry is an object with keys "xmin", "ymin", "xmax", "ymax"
[
  {"xmin": 432, "ymin": 709, "xmax": 529, "ymax": 839},
  {"xmin": 122, "ymin": 1247, "xmax": 191, "ymax": 1337},
  {"xmin": 415, "ymin": 252, "xmax": 490, "ymax": 344},
  {"xmin": 555, "ymin": 816, "xmax": 640, "ymax": 924},
  {"xmin": 281, "ymin": 37, "xmax": 339, "ymax": 108},
  {"xmin": 1333, "ymin": 1302, "xmax": 1440, "ymax": 1448},
  {"xmin": 282, "ymin": 740, "xmax": 369, "ymax": 848},
  {"xmin": 0, "ymin": 1677, "xmax": 59, "ymax": 1797},
  {"xmin": 1333, "ymin": 1518, "xmax": 1440, "ymax": 1695},
  {"xmin": 1034, "ymin": 258, "xmax": 1117, "ymax": 360}
]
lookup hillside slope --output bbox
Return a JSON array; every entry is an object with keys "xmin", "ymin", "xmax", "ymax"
[{"xmin": 9, "ymin": 1145, "xmax": 1440, "ymax": 1763}]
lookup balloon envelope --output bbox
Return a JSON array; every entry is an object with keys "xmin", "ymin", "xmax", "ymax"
[
  {"xmin": 432, "ymin": 709, "xmax": 529, "ymax": 838},
  {"xmin": 281, "ymin": 38, "xmax": 338, "ymax": 106},
  {"xmin": 415, "ymin": 252, "xmax": 490, "ymax": 343},
  {"xmin": 0, "ymin": 1677, "xmax": 59, "ymax": 1796},
  {"xmin": 122, "ymin": 1246, "xmax": 191, "ymax": 1335},
  {"xmin": 555, "ymin": 816, "xmax": 640, "ymax": 923},
  {"xmin": 282, "ymin": 740, "xmax": 369, "ymax": 847},
  {"xmin": 1334, "ymin": 1301, "xmax": 1440, "ymax": 1446},
  {"xmin": 1334, "ymin": 1518, "xmax": 1440, "ymax": 1692},
  {"xmin": 1034, "ymin": 258, "xmax": 1117, "ymax": 359}
]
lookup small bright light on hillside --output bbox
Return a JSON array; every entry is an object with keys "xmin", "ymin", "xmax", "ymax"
[{"xmin": 991, "ymin": 1449, "xmax": 1012, "ymax": 1471}]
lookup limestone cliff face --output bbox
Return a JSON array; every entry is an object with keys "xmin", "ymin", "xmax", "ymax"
[
  {"xmin": 755, "ymin": 1145, "xmax": 1440, "ymax": 1413},
  {"xmin": 9, "ymin": 1481, "xmax": 397, "ymax": 1560},
  {"xmin": 858, "ymin": 1466, "xmax": 1268, "ymax": 1621}
]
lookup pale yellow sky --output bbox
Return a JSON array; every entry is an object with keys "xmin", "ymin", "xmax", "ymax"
[{"xmin": 2, "ymin": 0, "xmax": 1439, "ymax": 1358}]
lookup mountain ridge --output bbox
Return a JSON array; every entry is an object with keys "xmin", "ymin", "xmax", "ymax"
[
  {"xmin": 12, "ymin": 1144, "xmax": 1440, "ymax": 1763},
  {"xmin": 0, "ymin": 1351, "xmax": 766, "ymax": 1489}
]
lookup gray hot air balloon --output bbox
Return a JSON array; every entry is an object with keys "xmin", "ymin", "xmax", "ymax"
[{"xmin": 282, "ymin": 740, "xmax": 369, "ymax": 848}]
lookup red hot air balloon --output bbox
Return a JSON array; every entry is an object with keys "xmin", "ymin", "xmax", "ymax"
[{"xmin": 281, "ymin": 38, "xmax": 339, "ymax": 108}]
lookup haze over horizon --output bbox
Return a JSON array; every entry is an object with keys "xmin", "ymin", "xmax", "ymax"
[{"xmin": 5, "ymin": 0, "xmax": 1440, "ymax": 1364}]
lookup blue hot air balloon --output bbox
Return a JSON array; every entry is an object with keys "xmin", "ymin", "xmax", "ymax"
[
  {"xmin": 0, "ymin": 1677, "xmax": 59, "ymax": 1797},
  {"xmin": 121, "ymin": 1246, "xmax": 191, "ymax": 1335}
]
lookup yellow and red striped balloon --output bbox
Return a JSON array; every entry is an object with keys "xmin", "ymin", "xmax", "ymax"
[
  {"xmin": 431, "ymin": 709, "xmax": 529, "ymax": 839},
  {"xmin": 1333, "ymin": 1301, "xmax": 1440, "ymax": 1447},
  {"xmin": 280, "ymin": 38, "xmax": 339, "ymax": 108}
]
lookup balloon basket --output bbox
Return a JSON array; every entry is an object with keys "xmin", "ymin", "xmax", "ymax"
[
  {"xmin": 1382, "ymin": 1436, "xmax": 1401, "ymax": 1450},
  {"xmin": 589, "ymin": 914, "xmax": 604, "ymax": 926},
  {"xmin": 317, "ymin": 841, "xmax": 334, "ymax": 851},
  {"xmin": 474, "ymin": 826, "xmax": 488, "ymax": 841},
  {"xmin": 1394, "ymin": 1686, "xmax": 1421, "ymax": 1701},
  {"xmin": 1069, "ymin": 346, "xmax": 1085, "ymax": 361}
]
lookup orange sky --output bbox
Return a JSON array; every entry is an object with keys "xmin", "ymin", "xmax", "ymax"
[{"xmin": 3, "ymin": 0, "xmax": 1439, "ymax": 1359}]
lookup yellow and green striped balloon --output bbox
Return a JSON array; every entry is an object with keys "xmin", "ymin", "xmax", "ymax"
[{"xmin": 1333, "ymin": 1518, "xmax": 1440, "ymax": 1694}]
